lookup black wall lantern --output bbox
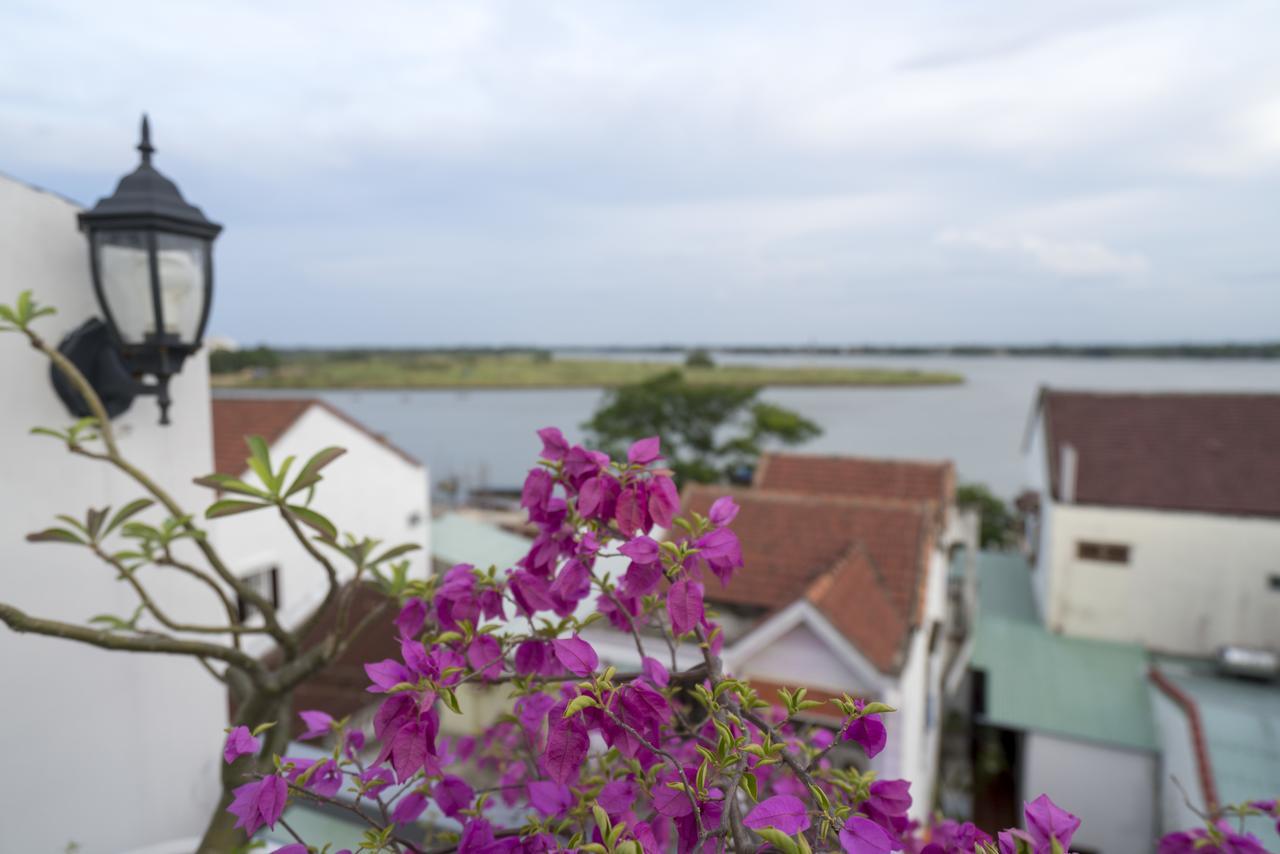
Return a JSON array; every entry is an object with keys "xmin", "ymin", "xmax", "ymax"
[{"xmin": 55, "ymin": 115, "xmax": 221, "ymax": 425}]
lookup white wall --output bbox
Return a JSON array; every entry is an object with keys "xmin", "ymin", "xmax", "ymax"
[
  {"xmin": 1022, "ymin": 732, "xmax": 1158, "ymax": 854},
  {"xmin": 213, "ymin": 403, "xmax": 429, "ymax": 633},
  {"xmin": 0, "ymin": 175, "xmax": 225, "ymax": 852},
  {"xmin": 1041, "ymin": 502, "xmax": 1280, "ymax": 654},
  {"xmin": 1148, "ymin": 690, "xmax": 1204, "ymax": 834}
]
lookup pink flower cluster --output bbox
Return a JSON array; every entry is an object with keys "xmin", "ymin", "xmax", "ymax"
[{"xmin": 220, "ymin": 428, "xmax": 1277, "ymax": 854}]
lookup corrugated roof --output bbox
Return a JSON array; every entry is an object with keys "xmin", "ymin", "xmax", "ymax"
[
  {"xmin": 431, "ymin": 512, "xmax": 532, "ymax": 570},
  {"xmin": 974, "ymin": 550, "xmax": 1039, "ymax": 624},
  {"xmin": 971, "ymin": 550, "xmax": 1155, "ymax": 751},
  {"xmin": 972, "ymin": 619, "xmax": 1156, "ymax": 751},
  {"xmin": 1037, "ymin": 389, "xmax": 1280, "ymax": 518},
  {"xmin": 1153, "ymin": 657, "xmax": 1280, "ymax": 836}
]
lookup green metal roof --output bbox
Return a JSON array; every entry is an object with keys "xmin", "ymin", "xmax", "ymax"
[
  {"xmin": 1154, "ymin": 657, "xmax": 1280, "ymax": 835},
  {"xmin": 974, "ymin": 549, "xmax": 1040, "ymax": 624},
  {"xmin": 431, "ymin": 512, "xmax": 531, "ymax": 570},
  {"xmin": 970, "ymin": 550, "xmax": 1156, "ymax": 751}
]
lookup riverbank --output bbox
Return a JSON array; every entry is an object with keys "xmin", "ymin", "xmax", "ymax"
[{"xmin": 211, "ymin": 353, "xmax": 963, "ymax": 390}]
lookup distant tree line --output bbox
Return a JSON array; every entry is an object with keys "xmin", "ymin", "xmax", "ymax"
[{"xmin": 208, "ymin": 346, "xmax": 281, "ymax": 375}]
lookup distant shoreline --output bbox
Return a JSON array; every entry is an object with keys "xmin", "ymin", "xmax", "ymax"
[{"xmin": 211, "ymin": 354, "xmax": 964, "ymax": 391}]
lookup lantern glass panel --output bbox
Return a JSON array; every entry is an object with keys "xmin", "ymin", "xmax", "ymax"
[
  {"xmin": 155, "ymin": 232, "xmax": 208, "ymax": 344},
  {"xmin": 94, "ymin": 230, "xmax": 153, "ymax": 344}
]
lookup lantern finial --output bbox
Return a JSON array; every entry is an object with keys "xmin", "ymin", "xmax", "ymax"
[{"xmin": 137, "ymin": 114, "xmax": 154, "ymax": 165}]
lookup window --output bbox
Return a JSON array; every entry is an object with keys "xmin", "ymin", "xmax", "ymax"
[
  {"xmin": 1076, "ymin": 541, "xmax": 1130, "ymax": 564},
  {"xmin": 1269, "ymin": 574, "xmax": 1280, "ymax": 592},
  {"xmin": 237, "ymin": 566, "xmax": 280, "ymax": 623}
]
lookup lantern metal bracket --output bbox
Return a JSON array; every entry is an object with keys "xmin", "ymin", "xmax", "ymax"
[{"xmin": 51, "ymin": 318, "xmax": 174, "ymax": 425}]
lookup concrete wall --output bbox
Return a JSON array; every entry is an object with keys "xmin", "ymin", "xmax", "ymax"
[
  {"xmin": 0, "ymin": 174, "xmax": 225, "ymax": 851},
  {"xmin": 1022, "ymin": 732, "xmax": 1158, "ymax": 854},
  {"xmin": 1040, "ymin": 501, "xmax": 1280, "ymax": 654},
  {"xmin": 213, "ymin": 403, "xmax": 429, "ymax": 634}
]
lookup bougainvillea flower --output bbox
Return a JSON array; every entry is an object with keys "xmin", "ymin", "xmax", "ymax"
[
  {"xmin": 528, "ymin": 780, "xmax": 573, "ymax": 817},
  {"xmin": 1024, "ymin": 794, "xmax": 1081, "ymax": 852},
  {"xmin": 297, "ymin": 710, "xmax": 335, "ymax": 741},
  {"xmin": 597, "ymin": 779, "xmax": 637, "ymax": 819},
  {"xmin": 467, "ymin": 634, "xmax": 503, "ymax": 681},
  {"xmin": 627, "ymin": 436, "xmax": 662, "ymax": 465},
  {"xmin": 842, "ymin": 699, "xmax": 888, "ymax": 758},
  {"xmin": 641, "ymin": 656, "xmax": 669, "ymax": 688},
  {"xmin": 615, "ymin": 483, "xmax": 650, "ymax": 535},
  {"xmin": 577, "ymin": 474, "xmax": 620, "ymax": 520},
  {"xmin": 536, "ymin": 427, "xmax": 569, "ymax": 461},
  {"xmin": 394, "ymin": 597, "xmax": 426, "ymax": 639},
  {"xmin": 695, "ymin": 527, "xmax": 744, "ymax": 585},
  {"xmin": 840, "ymin": 815, "xmax": 895, "ymax": 853},
  {"xmin": 708, "ymin": 495, "xmax": 740, "ymax": 527},
  {"xmin": 647, "ymin": 475, "xmax": 679, "ymax": 528},
  {"xmin": 226, "ymin": 774, "xmax": 287, "ymax": 836},
  {"xmin": 744, "ymin": 795, "xmax": 811, "ymax": 834},
  {"xmin": 552, "ymin": 634, "xmax": 598, "ymax": 676},
  {"xmin": 391, "ymin": 790, "xmax": 428, "ymax": 825},
  {"xmin": 223, "ymin": 725, "xmax": 260, "ymax": 764},
  {"xmin": 357, "ymin": 765, "xmax": 394, "ymax": 799},
  {"xmin": 619, "ymin": 535, "xmax": 660, "ymax": 565},
  {"xmin": 667, "ymin": 579, "xmax": 704, "ymax": 635},
  {"xmin": 542, "ymin": 700, "xmax": 589, "ymax": 784},
  {"xmin": 435, "ymin": 774, "xmax": 475, "ymax": 818}
]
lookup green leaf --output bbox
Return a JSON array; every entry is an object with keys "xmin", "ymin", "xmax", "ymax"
[
  {"xmin": 286, "ymin": 505, "xmax": 337, "ymax": 540},
  {"xmin": 286, "ymin": 446, "xmax": 347, "ymax": 497},
  {"xmin": 858, "ymin": 702, "xmax": 896, "ymax": 716},
  {"xmin": 372, "ymin": 542, "xmax": 421, "ymax": 565},
  {"xmin": 26, "ymin": 527, "xmax": 85, "ymax": 545},
  {"xmin": 193, "ymin": 473, "xmax": 272, "ymax": 499},
  {"xmin": 206, "ymin": 499, "xmax": 270, "ymax": 519},
  {"xmin": 252, "ymin": 721, "xmax": 278, "ymax": 737},
  {"xmin": 739, "ymin": 772, "xmax": 758, "ymax": 801},
  {"xmin": 84, "ymin": 507, "xmax": 109, "ymax": 541},
  {"xmin": 105, "ymin": 499, "xmax": 154, "ymax": 536},
  {"xmin": 564, "ymin": 695, "xmax": 600, "ymax": 718},
  {"xmin": 755, "ymin": 828, "xmax": 800, "ymax": 854}
]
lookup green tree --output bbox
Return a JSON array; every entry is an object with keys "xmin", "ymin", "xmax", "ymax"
[
  {"xmin": 956, "ymin": 482, "xmax": 1015, "ymax": 548},
  {"xmin": 684, "ymin": 347, "xmax": 715, "ymax": 369},
  {"xmin": 584, "ymin": 369, "xmax": 820, "ymax": 485}
]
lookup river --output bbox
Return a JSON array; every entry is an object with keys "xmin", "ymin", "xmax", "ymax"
[{"xmin": 213, "ymin": 355, "xmax": 1280, "ymax": 499}]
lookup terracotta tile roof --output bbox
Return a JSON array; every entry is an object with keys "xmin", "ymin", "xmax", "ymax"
[
  {"xmin": 1038, "ymin": 389, "xmax": 1280, "ymax": 517},
  {"xmin": 755, "ymin": 452, "xmax": 954, "ymax": 508},
  {"xmin": 211, "ymin": 397, "xmax": 422, "ymax": 477},
  {"xmin": 805, "ymin": 549, "xmax": 911, "ymax": 673},
  {"xmin": 683, "ymin": 485, "xmax": 934, "ymax": 673}
]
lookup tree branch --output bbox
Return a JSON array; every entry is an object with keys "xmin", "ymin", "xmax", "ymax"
[{"xmin": 0, "ymin": 600, "xmax": 264, "ymax": 674}]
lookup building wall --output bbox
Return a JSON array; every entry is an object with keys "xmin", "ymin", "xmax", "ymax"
[
  {"xmin": 1148, "ymin": 690, "xmax": 1204, "ymax": 834},
  {"xmin": 213, "ymin": 404, "xmax": 429, "ymax": 633},
  {"xmin": 0, "ymin": 175, "xmax": 225, "ymax": 852},
  {"xmin": 1041, "ymin": 502, "xmax": 1280, "ymax": 654},
  {"xmin": 1022, "ymin": 733, "xmax": 1158, "ymax": 854}
]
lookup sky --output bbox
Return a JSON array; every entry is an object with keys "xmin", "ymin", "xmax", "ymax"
[{"xmin": 2, "ymin": 0, "xmax": 1279, "ymax": 346}]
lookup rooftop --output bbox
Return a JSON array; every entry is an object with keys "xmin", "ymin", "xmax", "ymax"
[
  {"xmin": 211, "ymin": 396, "xmax": 420, "ymax": 476},
  {"xmin": 1036, "ymin": 389, "xmax": 1280, "ymax": 518},
  {"xmin": 432, "ymin": 511, "xmax": 533, "ymax": 570},
  {"xmin": 683, "ymin": 483, "xmax": 935, "ymax": 673},
  {"xmin": 970, "ymin": 550, "xmax": 1156, "ymax": 751},
  {"xmin": 755, "ymin": 451, "xmax": 954, "ymax": 514}
]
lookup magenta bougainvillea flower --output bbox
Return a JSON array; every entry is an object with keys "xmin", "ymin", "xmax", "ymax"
[
  {"xmin": 840, "ymin": 815, "xmax": 895, "ymax": 853},
  {"xmin": 197, "ymin": 426, "xmax": 1262, "ymax": 854},
  {"xmin": 744, "ymin": 794, "xmax": 811, "ymax": 834},
  {"xmin": 842, "ymin": 699, "xmax": 888, "ymax": 758},
  {"xmin": 296, "ymin": 709, "xmax": 334, "ymax": 741},
  {"xmin": 222, "ymin": 726, "xmax": 259, "ymax": 764},
  {"xmin": 226, "ymin": 774, "xmax": 287, "ymax": 835}
]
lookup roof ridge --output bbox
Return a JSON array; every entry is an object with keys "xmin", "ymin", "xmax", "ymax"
[
  {"xmin": 683, "ymin": 483, "xmax": 936, "ymax": 516},
  {"xmin": 757, "ymin": 450, "xmax": 954, "ymax": 470}
]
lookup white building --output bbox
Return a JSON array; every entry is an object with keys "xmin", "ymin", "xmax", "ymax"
[
  {"xmin": 681, "ymin": 452, "xmax": 972, "ymax": 818},
  {"xmin": 1022, "ymin": 388, "xmax": 1280, "ymax": 656},
  {"xmin": 0, "ymin": 172, "xmax": 225, "ymax": 853},
  {"xmin": 210, "ymin": 397, "xmax": 429, "ymax": 635}
]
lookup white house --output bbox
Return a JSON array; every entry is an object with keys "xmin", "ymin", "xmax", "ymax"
[
  {"xmin": 681, "ymin": 452, "xmax": 972, "ymax": 818},
  {"xmin": 209, "ymin": 396, "xmax": 429, "ymax": 637},
  {"xmin": 1022, "ymin": 388, "xmax": 1280, "ymax": 656},
  {"xmin": 0, "ymin": 172, "xmax": 226, "ymax": 853}
]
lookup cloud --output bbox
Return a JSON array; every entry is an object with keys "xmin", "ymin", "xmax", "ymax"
[{"xmin": 937, "ymin": 228, "xmax": 1149, "ymax": 278}]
